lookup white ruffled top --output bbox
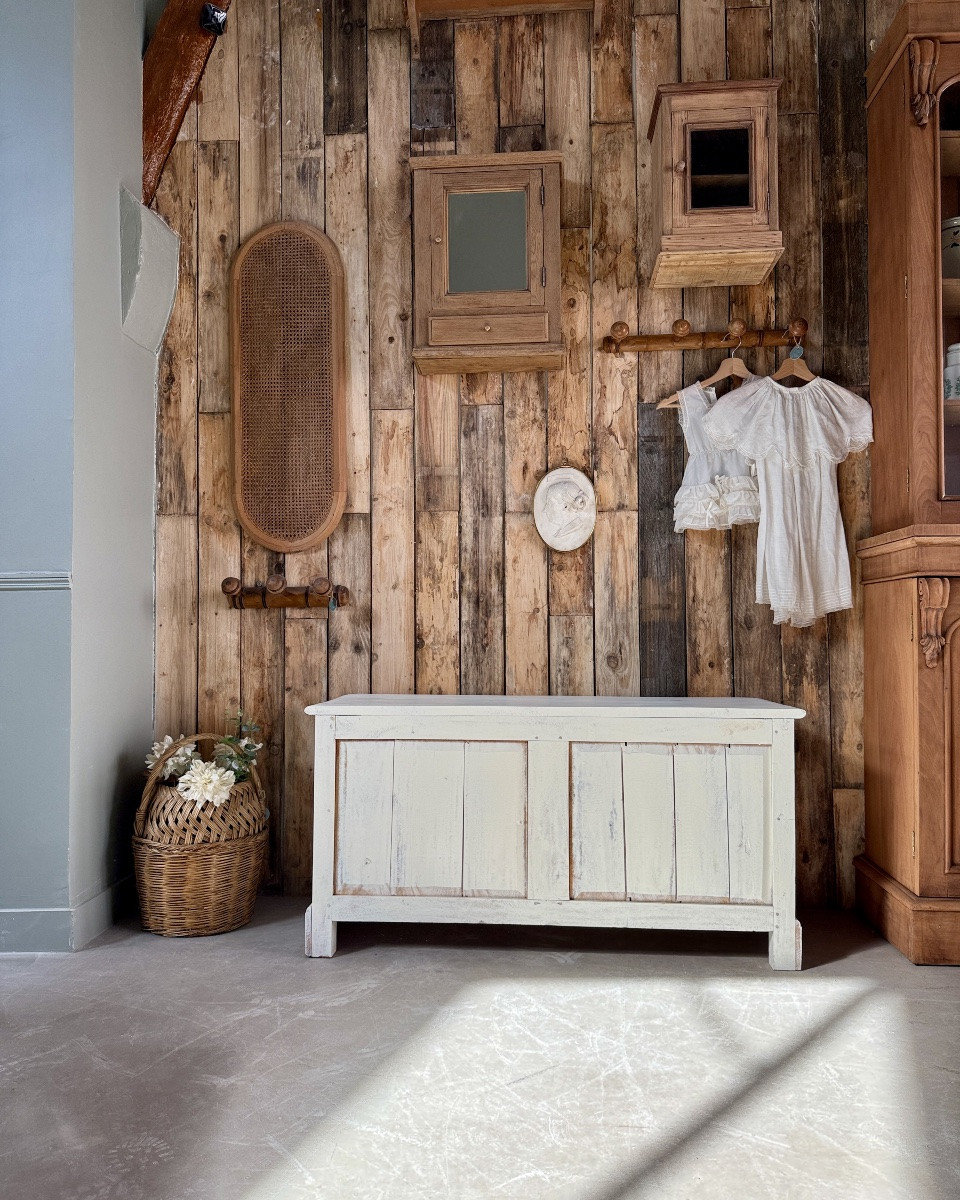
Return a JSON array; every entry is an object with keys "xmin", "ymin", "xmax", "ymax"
[
  {"xmin": 701, "ymin": 375, "xmax": 874, "ymax": 627},
  {"xmin": 673, "ymin": 382, "xmax": 760, "ymax": 532}
]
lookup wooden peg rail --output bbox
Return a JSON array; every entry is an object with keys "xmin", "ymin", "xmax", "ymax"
[
  {"xmin": 601, "ymin": 317, "xmax": 809, "ymax": 355},
  {"xmin": 221, "ymin": 575, "xmax": 351, "ymax": 611}
]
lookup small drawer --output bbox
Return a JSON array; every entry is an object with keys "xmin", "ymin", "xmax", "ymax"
[{"xmin": 428, "ymin": 312, "xmax": 549, "ymax": 346}]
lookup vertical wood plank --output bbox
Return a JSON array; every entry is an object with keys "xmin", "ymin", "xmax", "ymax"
[
  {"xmin": 415, "ymin": 510, "xmax": 460, "ymax": 693},
  {"xmin": 499, "ymin": 15, "xmax": 545, "ymax": 128},
  {"xmin": 197, "ymin": 140, "xmax": 238, "ymax": 414},
  {"xmin": 772, "ymin": 0, "xmax": 818, "ymax": 116},
  {"xmin": 726, "ymin": 744, "xmax": 768, "ymax": 902},
  {"xmin": 685, "ymin": 529, "xmax": 734, "ymax": 697},
  {"xmin": 372, "ymin": 410, "xmax": 415, "ymax": 693},
  {"xmin": 549, "ymin": 615, "xmax": 595, "ymax": 695},
  {"xmin": 674, "ymin": 744, "xmax": 730, "ymax": 900},
  {"xmin": 544, "ymin": 10, "xmax": 591, "ymax": 229},
  {"xmin": 391, "ymin": 740, "xmax": 464, "ymax": 894},
  {"xmin": 680, "ymin": 0, "xmax": 725, "ymax": 81},
  {"xmin": 415, "ymin": 373, "xmax": 459, "ymax": 511},
  {"xmin": 410, "ymin": 20, "xmax": 455, "ymax": 156},
  {"xmin": 725, "ymin": 5, "xmax": 772, "ymax": 79},
  {"xmin": 280, "ymin": 0, "xmax": 325, "ymax": 223},
  {"xmin": 155, "ymin": 140, "xmax": 198, "ymax": 515},
  {"xmin": 454, "ymin": 20, "xmax": 499, "ymax": 155},
  {"xmin": 592, "ymin": 123, "xmax": 638, "ymax": 511},
  {"xmin": 327, "ymin": 513, "xmax": 372, "ymax": 698},
  {"xmin": 594, "ymin": 511, "xmax": 642, "ymax": 695},
  {"xmin": 460, "ymin": 404, "xmax": 505, "ymax": 693},
  {"xmin": 323, "ymin": 0, "xmax": 367, "ymax": 135},
  {"xmin": 197, "ymin": 414, "xmax": 241, "ymax": 732},
  {"xmin": 462, "ymin": 742, "xmax": 528, "ymax": 897},
  {"xmin": 548, "ymin": 229, "xmax": 591, "ymax": 476},
  {"xmin": 505, "ymin": 371, "xmax": 547, "ymax": 514},
  {"xmin": 198, "ymin": 0, "xmax": 239, "ymax": 140},
  {"xmin": 238, "ymin": 0, "xmax": 281, "ymax": 238},
  {"xmin": 368, "ymin": 0, "xmax": 404, "ymax": 28},
  {"xmin": 155, "ymin": 514, "xmax": 199, "ymax": 738},
  {"xmin": 865, "ymin": 0, "xmax": 900, "ymax": 59},
  {"xmin": 325, "ymin": 133, "xmax": 371, "ymax": 511},
  {"xmin": 527, "ymin": 740, "xmax": 570, "ymax": 898},
  {"xmin": 622, "ymin": 743, "xmax": 676, "ymax": 900},
  {"xmin": 505, "ymin": 513, "xmax": 549, "ymax": 695},
  {"xmin": 368, "ymin": 29, "xmax": 414, "ymax": 411},
  {"xmin": 570, "ymin": 743, "xmax": 627, "ymax": 900},
  {"xmin": 834, "ymin": 786, "xmax": 865, "ymax": 910},
  {"xmin": 592, "ymin": 0, "xmax": 633, "ymax": 122},
  {"xmin": 282, "ymin": 617, "xmax": 326, "ymax": 895},
  {"xmin": 460, "ymin": 373, "xmax": 504, "ymax": 406},
  {"xmin": 335, "ymin": 740, "xmax": 394, "ymax": 894}
]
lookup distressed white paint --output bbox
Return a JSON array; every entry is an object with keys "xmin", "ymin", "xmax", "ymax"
[
  {"xmin": 335, "ymin": 740, "xmax": 394, "ymax": 895},
  {"xmin": 306, "ymin": 697, "xmax": 805, "ymax": 969},
  {"xmin": 622, "ymin": 743, "xmax": 676, "ymax": 901},
  {"xmin": 462, "ymin": 742, "xmax": 527, "ymax": 898},
  {"xmin": 391, "ymin": 741, "xmax": 464, "ymax": 896},
  {"xmin": 571, "ymin": 743, "xmax": 626, "ymax": 900}
]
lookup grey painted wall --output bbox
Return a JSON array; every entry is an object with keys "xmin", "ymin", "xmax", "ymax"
[{"xmin": 0, "ymin": 0, "xmax": 157, "ymax": 950}]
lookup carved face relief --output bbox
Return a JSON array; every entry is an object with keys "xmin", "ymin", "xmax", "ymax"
[{"xmin": 533, "ymin": 468, "xmax": 597, "ymax": 551}]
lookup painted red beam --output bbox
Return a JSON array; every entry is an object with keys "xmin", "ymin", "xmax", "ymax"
[{"xmin": 142, "ymin": 0, "xmax": 232, "ymax": 205}]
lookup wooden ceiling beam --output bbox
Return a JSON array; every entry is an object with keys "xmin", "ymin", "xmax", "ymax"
[{"xmin": 142, "ymin": 0, "xmax": 232, "ymax": 205}]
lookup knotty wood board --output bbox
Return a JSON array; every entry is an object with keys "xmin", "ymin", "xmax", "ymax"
[
  {"xmin": 282, "ymin": 618, "xmax": 326, "ymax": 894},
  {"xmin": 155, "ymin": 514, "xmax": 199, "ymax": 738},
  {"xmin": 152, "ymin": 0, "xmax": 874, "ymax": 905},
  {"xmin": 372, "ymin": 409, "xmax": 416, "ymax": 692}
]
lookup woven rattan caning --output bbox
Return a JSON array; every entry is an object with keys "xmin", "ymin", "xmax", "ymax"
[
  {"xmin": 230, "ymin": 221, "xmax": 347, "ymax": 553},
  {"xmin": 133, "ymin": 734, "xmax": 269, "ymax": 937}
]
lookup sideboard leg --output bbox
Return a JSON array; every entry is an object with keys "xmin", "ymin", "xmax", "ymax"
[
  {"xmin": 304, "ymin": 903, "xmax": 337, "ymax": 958},
  {"xmin": 769, "ymin": 916, "xmax": 802, "ymax": 970}
]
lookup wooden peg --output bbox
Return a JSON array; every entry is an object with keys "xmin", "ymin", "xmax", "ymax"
[
  {"xmin": 309, "ymin": 576, "xmax": 334, "ymax": 600},
  {"xmin": 788, "ymin": 318, "xmax": 809, "ymax": 340},
  {"xmin": 727, "ymin": 318, "xmax": 748, "ymax": 339},
  {"xmin": 265, "ymin": 573, "xmax": 286, "ymax": 594},
  {"xmin": 672, "ymin": 319, "xmax": 693, "ymax": 338}
]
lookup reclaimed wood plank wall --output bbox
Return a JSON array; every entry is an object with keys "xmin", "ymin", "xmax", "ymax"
[{"xmin": 153, "ymin": 0, "xmax": 899, "ymax": 904}]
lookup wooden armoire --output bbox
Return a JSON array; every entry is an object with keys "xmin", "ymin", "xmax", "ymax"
[{"xmin": 856, "ymin": 3, "xmax": 960, "ymax": 963}]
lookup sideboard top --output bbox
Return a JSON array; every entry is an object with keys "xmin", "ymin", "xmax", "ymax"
[{"xmin": 306, "ymin": 695, "xmax": 805, "ymax": 720}]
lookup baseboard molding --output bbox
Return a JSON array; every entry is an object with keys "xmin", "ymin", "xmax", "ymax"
[
  {"xmin": 0, "ymin": 876, "xmax": 135, "ymax": 953},
  {"xmin": 855, "ymin": 855, "xmax": 960, "ymax": 965}
]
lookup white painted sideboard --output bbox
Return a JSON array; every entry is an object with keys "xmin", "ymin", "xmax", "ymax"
[{"xmin": 305, "ymin": 696, "xmax": 805, "ymax": 969}]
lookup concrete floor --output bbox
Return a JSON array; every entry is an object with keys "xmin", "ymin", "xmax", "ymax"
[{"xmin": 1, "ymin": 901, "xmax": 958, "ymax": 1200}]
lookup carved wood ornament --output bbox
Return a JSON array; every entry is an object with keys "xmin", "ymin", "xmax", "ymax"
[
  {"xmin": 908, "ymin": 38, "xmax": 940, "ymax": 127},
  {"xmin": 919, "ymin": 577, "xmax": 950, "ymax": 667}
]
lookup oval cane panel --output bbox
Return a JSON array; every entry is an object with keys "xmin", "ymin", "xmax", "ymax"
[{"xmin": 230, "ymin": 221, "xmax": 347, "ymax": 552}]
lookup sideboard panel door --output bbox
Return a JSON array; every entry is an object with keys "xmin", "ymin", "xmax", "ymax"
[
  {"xmin": 622, "ymin": 744, "xmax": 677, "ymax": 901},
  {"xmin": 335, "ymin": 740, "xmax": 394, "ymax": 895},
  {"xmin": 570, "ymin": 743, "xmax": 627, "ymax": 901},
  {"xmin": 462, "ymin": 742, "xmax": 527, "ymax": 898},
  {"xmin": 726, "ymin": 745, "xmax": 769, "ymax": 903},
  {"xmin": 674, "ymin": 744, "xmax": 730, "ymax": 900},
  {"xmin": 391, "ymin": 741, "xmax": 465, "ymax": 895}
]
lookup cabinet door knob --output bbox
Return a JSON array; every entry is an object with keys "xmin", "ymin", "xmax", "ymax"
[
  {"xmin": 483, "ymin": 324, "xmax": 492, "ymax": 332},
  {"xmin": 434, "ymin": 235, "xmax": 442, "ymax": 244},
  {"xmin": 675, "ymin": 159, "xmax": 687, "ymax": 175}
]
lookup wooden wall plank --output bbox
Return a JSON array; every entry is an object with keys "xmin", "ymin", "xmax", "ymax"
[
  {"xmin": 238, "ymin": 0, "xmax": 281, "ymax": 238},
  {"xmin": 368, "ymin": 0, "xmax": 404, "ymax": 28},
  {"xmin": 198, "ymin": 0, "xmax": 239, "ymax": 140},
  {"xmin": 460, "ymin": 404, "xmax": 505, "ymax": 694},
  {"xmin": 499, "ymin": 15, "xmax": 545, "ymax": 128},
  {"xmin": 323, "ymin": 0, "xmax": 367, "ymax": 135},
  {"xmin": 543, "ymin": 10, "xmax": 591, "ymax": 229},
  {"xmin": 679, "ymin": 0, "xmax": 725, "ymax": 81},
  {"xmin": 834, "ymin": 786, "xmax": 865, "ymax": 910},
  {"xmin": 327, "ymin": 513, "xmax": 372, "ymax": 698},
  {"xmin": 505, "ymin": 513, "xmax": 549, "ymax": 695},
  {"xmin": 505, "ymin": 372, "xmax": 547, "ymax": 514},
  {"xmin": 415, "ymin": 510, "xmax": 460, "ymax": 693},
  {"xmin": 772, "ymin": 0, "xmax": 818, "ymax": 115},
  {"xmin": 282, "ymin": 617, "xmax": 326, "ymax": 894},
  {"xmin": 197, "ymin": 414, "xmax": 241, "ymax": 732},
  {"xmin": 865, "ymin": 0, "xmax": 901, "ymax": 59},
  {"xmin": 594, "ymin": 510, "xmax": 642, "ymax": 695},
  {"xmin": 325, "ymin": 133, "xmax": 371, "ymax": 510},
  {"xmin": 685, "ymin": 529, "xmax": 734, "ymax": 697},
  {"xmin": 725, "ymin": 4, "xmax": 771, "ymax": 79},
  {"xmin": 279, "ymin": 0, "xmax": 325, "ymax": 222},
  {"xmin": 549, "ymin": 229, "xmax": 591, "ymax": 477},
  {"xmin": 372, "ymin": 409, "xmax": 415, "ymax": 693},
  {"xmin": 411, "ymin": 20, "xmax": 456, "ymax": 155},
  {"xmin": 197, "ymin": 141, "xmax": 238, "ymax": 415},
  {"xmin": 368, "ymin": 29, "xmax": 414, "ymax": 411},
  {"xmin": 592, "ymin": 0, "xmax": 633, "ymax": 122},
  {"xmin": 592, "ymin": 123, "xmax": 638, "ymax": 511},
  {"xmin": 454, "ymin": 20, "xmax": 499, "ymax": 155},
  {"xmin": 155, "ymin": 514, "xmax": 199, "ymax": 738},
  {"xmin": 549, "ymin": 615, "xmax": 595, "ymax": 695},
  {"xmin": 415, "ymin": 373, "xmax": 459, "ymax": 512},
  {"xmin": 155, "ymin": 141, "xmax": 198, "ymax": 516}
]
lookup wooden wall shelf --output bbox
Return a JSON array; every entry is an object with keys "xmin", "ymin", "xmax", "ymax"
[{"xmin": 406, "ymin": 0, "xmax": 594, "ymax": 57}]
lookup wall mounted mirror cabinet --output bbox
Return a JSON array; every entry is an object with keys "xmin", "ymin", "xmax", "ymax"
[
  {"xmin": 648, "ymin": 79, "xmax": 783, "ymax": 288},
  {"xmin": 411, "ymin": 152, "xmax": 563, "ymax": 375}
]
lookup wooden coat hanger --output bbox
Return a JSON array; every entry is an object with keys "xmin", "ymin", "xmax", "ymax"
[
  {"xmin": 770, "ymin": 338, "xmax": 817, "ymax": 384},
  {"xmin": 656, "ymin": 337, "xmax": 750, "ymax": 409}
]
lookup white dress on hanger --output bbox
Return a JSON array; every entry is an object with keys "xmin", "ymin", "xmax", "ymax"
[
  {"xmin": 702, "ymin": 375, "xmax": 874, "ymax": 627},
  {"xmin": 673, "ymin": 382, "xmax": 761, "ymax": 532}
]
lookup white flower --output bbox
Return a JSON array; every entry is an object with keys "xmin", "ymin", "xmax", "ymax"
[
  {"xmin": 146, "ymin": 735, "xmax": 198, "ymax": 780},
  {"xmin": 176, "ymin": 760, "xmax": 236, "ymax": 808}
]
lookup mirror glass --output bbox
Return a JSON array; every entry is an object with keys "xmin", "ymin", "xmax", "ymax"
[
  {"xmin": 689, "ymin": 127, "xmax": 751, "ymax": 209},
  {"xmin": 447, "ymin": 189, "xmax": 527, "ymax": 293}
]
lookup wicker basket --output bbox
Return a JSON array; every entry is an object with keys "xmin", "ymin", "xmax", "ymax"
[{"xmin": 133, "ymin": 733, "xmax": 268, "ymax": 937}]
